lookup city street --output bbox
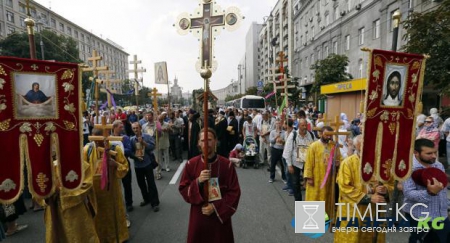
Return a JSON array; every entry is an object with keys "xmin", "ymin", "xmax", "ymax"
[{"xmin": 3, "ymin": 155, "xmax": 414, "ymax": 243}]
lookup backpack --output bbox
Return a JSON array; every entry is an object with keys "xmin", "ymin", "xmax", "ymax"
[{"xmin": 292, "ymin": 130, "xmax": 314, "ymax": 149}]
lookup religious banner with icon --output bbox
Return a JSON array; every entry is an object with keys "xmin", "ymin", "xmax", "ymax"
[
  {"xmin": 0, "ymin": 57, "xmax": 83, "ymax": 204},
  {"xmin": 360, "ymin": 49, "xmax": 427, "ymax": 183},
  {"xmin": 154, "ymin": 62, "xmax": 168, "ymax": 84}
]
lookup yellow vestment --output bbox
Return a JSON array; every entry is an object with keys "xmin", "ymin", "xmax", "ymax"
[
  {"xmin": 43, "ymin": 160, "xmax": 99, "ymax": 243},
  {"xmin": 83, "ymin": 142, "xmax": 129, "ymax": 243},
  {"xmin": 335, "ymin": 154, "xmax": 393, "ymax": 243},
  {"xmin": 304, "ymin": 140, "xmax": 342, "ymax": 216}
]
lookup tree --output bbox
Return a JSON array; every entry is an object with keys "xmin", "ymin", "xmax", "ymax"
[
  {"xmin": 310, "ymin": 54, "xmax": 353, "ymax": 94},
  {"xmin": 0, "ymin": 30, "xmax": 81, "ymax": 63},
  {"xmin": 245, "ymin": 86, "xmax": 257, "ymax": 96},
  {"xmin": 402, "ymin": 1, "xmax": 450, "ymax": 94}
]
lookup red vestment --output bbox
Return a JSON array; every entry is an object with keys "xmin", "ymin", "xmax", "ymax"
[{"xmin": 179, "ymin": 155, "xmax": 241, "ymax": 243}]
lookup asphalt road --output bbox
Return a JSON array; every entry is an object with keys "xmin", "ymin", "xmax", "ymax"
[{"xmin": 2, "ymin": 154, "xmax": 423, "ymax": 243}]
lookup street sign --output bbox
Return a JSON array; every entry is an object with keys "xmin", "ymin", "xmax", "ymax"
[{"xmin": 257, "ymin": 81, "xmax": 263, "ymax": 87}]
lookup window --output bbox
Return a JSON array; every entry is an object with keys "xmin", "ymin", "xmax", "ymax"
[
  {"xmin": 325, "ymin": 45, "xmax": 329, "ymax": 56},
  {"xmin": 74, "ymin": 30, "xmax": 78, "ymax": 39},
  {"xmin": 311, "ymin": 26, "xmax": 315, "ymax": 38},
  {"xmin": 333, "ymin": 41, "xmax": 338, "ymax": 54},
  {"xmin": 6, "ymin": 11, "xmax": 14, "ymax": 23},
  {"xmin": 81, "ymin": 33, "xmax": 85, "ymax": 42},
  {"xmin": 67, "ymin": 27, "xmax": 72, "ymax": 35},
  {"xmin": 50, "ymin": 18, "xmax": 56, "ymax": 28},
  {"xmin": 373, "ymin": 19, "xmax": 380, "ymax": 39},
  {"xmin": 7, "ymin": 26, "xmax": 15, "ymax": 35},
  {"xmin": 59, "ymin": 23, "xmax": 64, "ymax": 31},
  {"xmin": 20, "ymin": 17, "xmax": 26, "ymax": 27},
  {"xmin": 30, "ymin": 9, "xmax": 37, "ymax": 18},
  {"xmin": 6, "ymin": 0, "xmax": 13, "ymax": 7},
  {"xmin": 334, "ymin": 6, "xmax": 339, "ymax": 21},
  {"xmin": 19, "ymin": 3, "xmax": 26, "ymax": 13},
  {"xmin": 318, "ymin": 49, "xmax": 322, "ymax": 60},
  {"xmin": 325, "ymin": 13, "xmax": 330, "ymax": 26},
  {"xmin": 345, "ymin": 35, "xmax": 350, "ymax": 50},
  {"xmin": 359, "ymin": 27, "xmax": 365, "ymax": 45},
  {"xmin": 40, "ymin": 13, "xmax": 47, "ymax": 20}
]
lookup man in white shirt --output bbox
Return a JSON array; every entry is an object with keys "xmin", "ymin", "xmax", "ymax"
[
  {"xmin": 283, "ymin": 118, "xmax": 315, "ymax": 201},
  {"xmin": 258, "ymin": 112, "xmax": 273, "ymax": 166}
]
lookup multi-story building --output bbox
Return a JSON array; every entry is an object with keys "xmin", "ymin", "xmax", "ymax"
[
  {"xmin": 212, "ymin": 79, "xmax": 240, "ymax": 106},
  {"xmin": 240, "ymin": 22, "xmax": 263, "ymax": 92},
  {"xmin": 0, "ymin": 0, "xmax": 129, "ymax": 79},
  {"xmin": 291, "ymin": 0, "xmax": 443, "ymax": 116},
  {"xmin": 258, "ymin": 0, "xmax": 294, "ymax": 86}
]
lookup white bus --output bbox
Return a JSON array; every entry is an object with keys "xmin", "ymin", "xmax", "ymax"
[{"xmin": 225, "ymin": 95, "xmax": 265, "ymax": 110}]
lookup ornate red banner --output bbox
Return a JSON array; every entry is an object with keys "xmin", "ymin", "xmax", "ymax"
[
  {"xmin": 0, "ymin": 57, "xmax": 83, "ymax": 203},
  {"xmin": 361, "ymin": 49, "xmax": 426, "ymax": 183}
]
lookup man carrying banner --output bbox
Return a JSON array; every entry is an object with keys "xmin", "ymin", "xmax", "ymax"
[{"xmin": 304, "ymin": 126, "xmax": 342, "ymax": 216}]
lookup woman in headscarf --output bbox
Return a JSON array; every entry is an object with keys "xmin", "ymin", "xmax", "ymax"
[
  {"xmin": 229, "ymin": 143, "xmax": 244, "ymax": 167},
  {"xmin": 417, "ymin": 116, "xmax": 440, "ymax": 150},
  {"xmin": 429, "ymin": 108, "xmax": 443, "ymax": 129}
]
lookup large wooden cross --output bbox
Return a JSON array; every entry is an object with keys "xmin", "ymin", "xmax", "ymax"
[
  {"xmin": 313, "ymin": 113, "xmax": 332, "ymax": 132},
  {"xmin": 323, "ymin": 115, "xmax": 351, "ymax": 147},
  {"xmin": 148, "ymin": 88, "xmax": 162, "ymax": 110},
  {"xmin": 83, "ymin": 50, "xmax": 109, "ymax": 123},
  {"xmin": 189, "ymin": 2, "xmax": 225, "ymax": 68},
  {"xmin": 128, "ymin": 55, "xmax": 146, "ymax": 105}
]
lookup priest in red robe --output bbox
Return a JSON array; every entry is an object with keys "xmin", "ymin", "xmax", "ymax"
[{"xmin": 179, "ymin": 128, "xmax": 241, "ymax": 243}]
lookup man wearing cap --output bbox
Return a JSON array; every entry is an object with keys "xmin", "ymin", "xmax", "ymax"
[{"xmin": 402, "ymin": 138, "xmax": 450, "ymax": 243}]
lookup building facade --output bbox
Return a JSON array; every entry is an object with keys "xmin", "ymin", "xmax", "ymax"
[
  {"xmin": 258, "ymin": 0, "xmax": 294, "ymax": 86},
  {"xmin": 242, "ymin": 22, "xmax": 263, "ymax": 92},
  {"xmin": 212, "ymin": 79, "xmax": 240, "ymax": 106},
  {"xmin": 170, "ymin": 76, "xmax": 183, "ymax": 101},
  {"xmin": 0, "ymin": 0, "xmax": 129, "ymax": 79}
]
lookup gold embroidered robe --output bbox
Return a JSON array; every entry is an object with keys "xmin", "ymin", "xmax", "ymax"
[
  {"xmin": 83, "ymin": 142, "xmax": 129, "ymax": 243},
  {"xmin": 43, "ymin": 160, "xmax": 99, "ymax": 243},
  {"xmin": 335, "ymin": 154, "xmax": 393, "ymax": 243},
  {"xmin": 304, "ymin": 140, "xmax": 342, "ymax": 216}
]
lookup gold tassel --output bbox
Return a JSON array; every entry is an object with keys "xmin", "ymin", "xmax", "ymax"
[
  {"xmin": 360, "ymin": 101, "xmax": 365, "ymax": 114},
  {"xmin": 416, "ymin": 102, "xmax": 423, "ymax": 115}
]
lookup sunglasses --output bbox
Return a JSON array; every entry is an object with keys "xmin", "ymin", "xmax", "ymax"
[{"xmin": 425, "ymin": 121, "xmax": 433, "ymax": 123}]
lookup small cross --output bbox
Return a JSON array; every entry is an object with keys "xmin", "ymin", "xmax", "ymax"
[
  {"xmin": 25, "ymin": 0, "xmax": 36, "ymax": 17},
  {"xmin": 148, "ymin": 88, "xmax": 162, "ymax": 110},
  {"xmin": 36, "ymin": 172, "xmax": 49, "ymax": 193},
  {"xmin": 323, "ymin": 115, "xmax": 351, "ymax": 148},
  {"xmin": 31, "ymin": 64, "xmax": 38, "ymax": 71}
]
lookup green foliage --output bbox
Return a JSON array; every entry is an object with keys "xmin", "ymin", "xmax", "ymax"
[
  {"xmin": 245, "ymin": 86, "xmax": 257, "ymax": 96},
  {"xmin": 402, "ymin": 1, "xmax": 450, "ymax": 94},
  {"xmin": 310, "ymin": 54, "xmax": 353, "ymax": 93},
  {"xmin": 0, "ymin": 30, "xmax": 82, "ymax": 63}
]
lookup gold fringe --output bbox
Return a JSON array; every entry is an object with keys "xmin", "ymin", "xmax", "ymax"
[
  {"xmin": 391, "ymin": 121, "xmax": 400, "ymax": 181},
  {"xmin": 375, "ymin": 122, "xmax": 384, "ymax": 182},
  {"xmin": 416, "ymin": 102, "xmax": 423, "ymax": 115},
  {"xmin": 361, "ymin": 47, "xmax": 372, "ymax": 52}
]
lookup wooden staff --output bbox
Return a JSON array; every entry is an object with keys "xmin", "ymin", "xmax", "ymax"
[{"xmin": 200, "ymin": 62, "xmax": 212, "ymax": 203}]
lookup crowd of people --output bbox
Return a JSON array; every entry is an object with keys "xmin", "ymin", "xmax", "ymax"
[{"xmin": 2, "ymin": 103, "xmax": 450, "ymax": 242}]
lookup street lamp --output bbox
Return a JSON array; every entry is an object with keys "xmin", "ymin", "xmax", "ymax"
[
  {"xmin": 237, "ymin": 64, "xmax": 242, "ymax": 94},
  {"xmin": 391, "ymin": 9, "xmax": 401, "ymax": 52},
  {"xmin": 35, "ymin": 18, "xmax": 47, "ymax": 60}
]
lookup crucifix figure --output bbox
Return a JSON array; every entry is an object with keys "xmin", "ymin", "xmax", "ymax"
[{"xmin": 190, "ymin": 2, "xmax": 225, "ymax": 68}]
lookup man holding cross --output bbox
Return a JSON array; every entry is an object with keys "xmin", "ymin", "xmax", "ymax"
[
  {"xmin": 304, "ymin": 126, "xmax": 342, "ymax": 216},
  {"xmin": 83, "ymin": 128, "xmax": 129, "ymax": 243}
]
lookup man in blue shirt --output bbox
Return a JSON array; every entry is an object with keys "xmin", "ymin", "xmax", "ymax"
[
  {"xmin": 130, "ymin": 122, "xmax": 160, "ymax": 212},
  {"xmin": 402, "ymin": 138, "xmax": 450, "ymax": 243}
]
